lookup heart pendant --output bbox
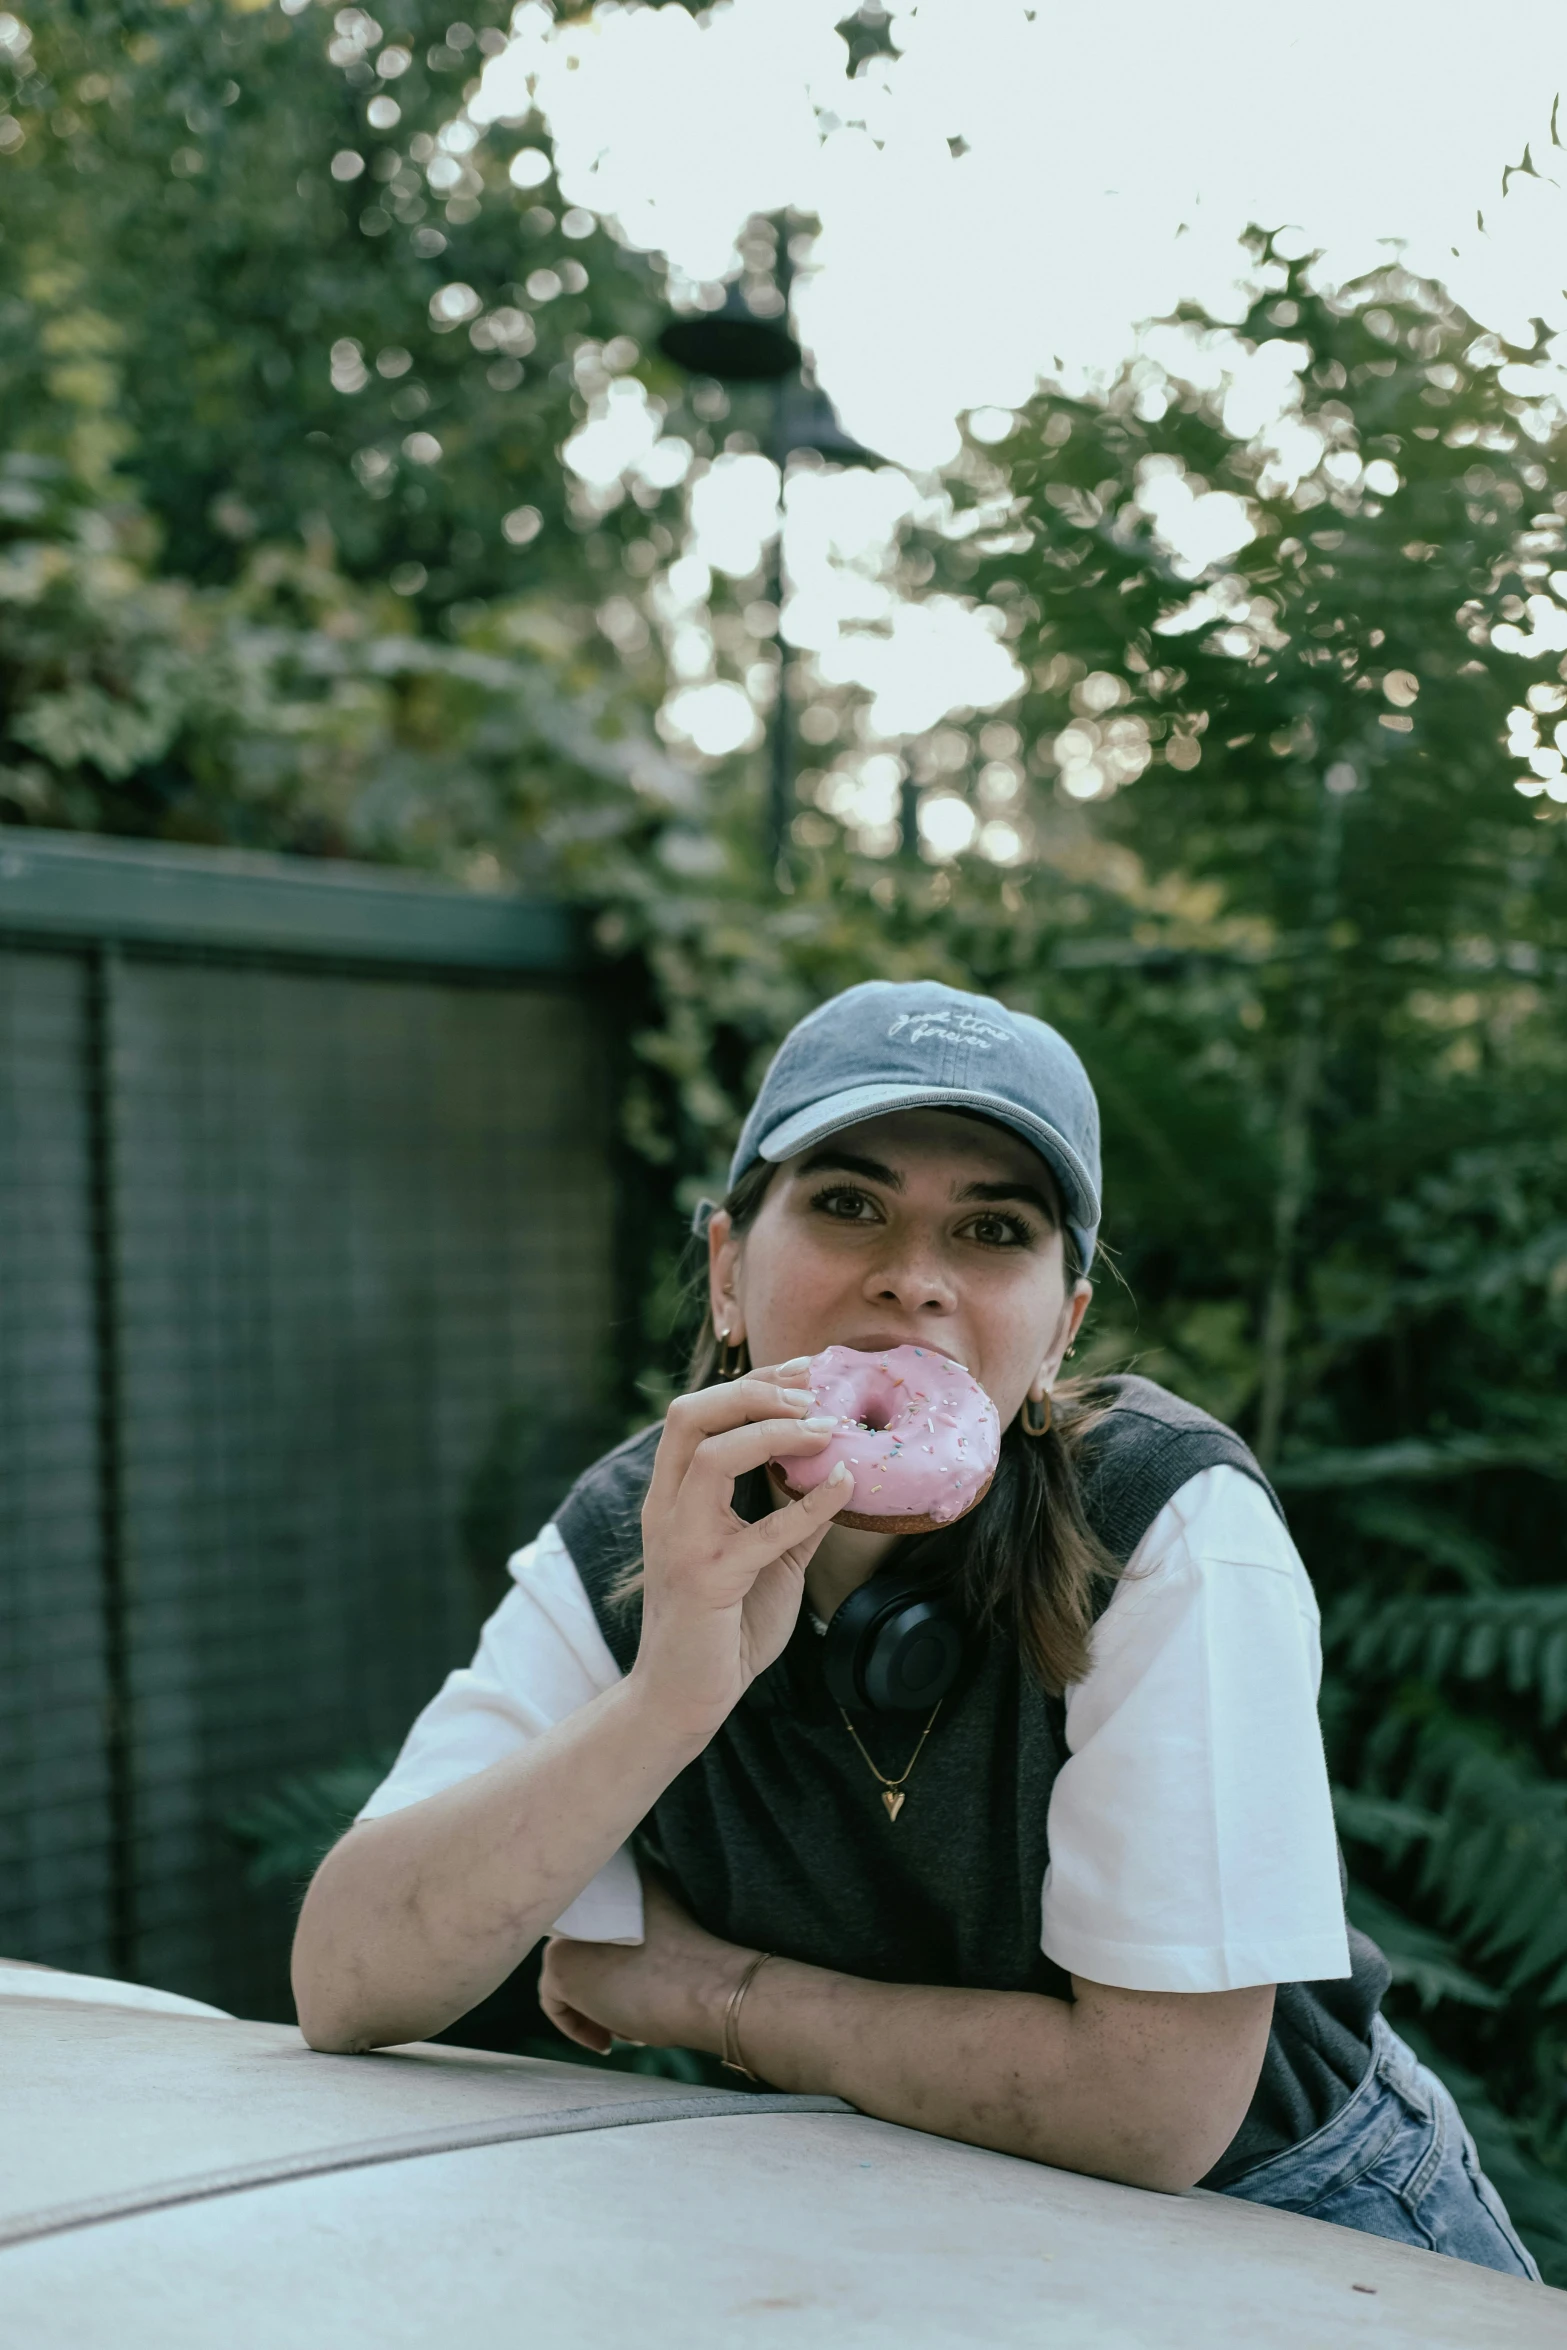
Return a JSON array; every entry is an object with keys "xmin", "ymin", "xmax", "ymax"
[{"xmin": 882, "ymin": 1789, "xmax": 905, "ymax": 1822}]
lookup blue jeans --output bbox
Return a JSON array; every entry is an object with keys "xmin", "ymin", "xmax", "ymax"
[{"xmin": 1219, "ymin": 2016, "xmax": 1540, "ymax": 2279}]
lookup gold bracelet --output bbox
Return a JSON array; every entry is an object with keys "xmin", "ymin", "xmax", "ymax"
[{"xmin": 720, "ymin": 1949, "xmax": 773, "ymax": 2080}]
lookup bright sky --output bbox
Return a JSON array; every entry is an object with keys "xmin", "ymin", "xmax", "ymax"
[{"xmin": 467, "ymin": 0, "xmax": 1567, "ymax": 793}]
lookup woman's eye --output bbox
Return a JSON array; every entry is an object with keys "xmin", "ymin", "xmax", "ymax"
[
  {"xmin": 811, "ymin": 1185, "xmax": 881, "ymax": 1222},
  {"xmin": 963, "ymin": 1212, "xmax": 1033, "ymax": 1249}
]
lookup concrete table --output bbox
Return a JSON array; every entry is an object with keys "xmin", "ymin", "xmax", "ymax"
[{"xmin": 1, "ymin": 1986, "xmax": 1557, "ymax": 2347}]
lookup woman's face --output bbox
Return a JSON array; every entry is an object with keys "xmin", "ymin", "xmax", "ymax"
[{"xmin": 710, "ymin": 1108, "xmax": 1092, "ymax": 1425}]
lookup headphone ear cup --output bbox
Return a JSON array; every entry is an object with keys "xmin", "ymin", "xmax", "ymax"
[
  {"xmin": 861, "ymin": 1598, "xmax": 963, "ymax": 1712},
  {"xmin": 822, "ymin": 1603, "xmax": 869, "ymax": 1711},
  {"xmin": 821, "ymin": 1575, "xmax": 965, "ymax": 1713}
]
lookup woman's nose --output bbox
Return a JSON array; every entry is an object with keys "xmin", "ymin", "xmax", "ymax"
[{"xmin": 862, "ymin": 1237, "xmax": 957, "ymax": 1317}]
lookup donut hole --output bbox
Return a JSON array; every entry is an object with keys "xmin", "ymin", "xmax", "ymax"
[{"xmin": 852, "ymin": 1375, "xmax": 905, "ymax": 1435}]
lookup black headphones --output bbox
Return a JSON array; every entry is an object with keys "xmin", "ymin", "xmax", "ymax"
[{"xmin": 821, "ymin": 1567, "xmax": 966, "ymax": 1714}]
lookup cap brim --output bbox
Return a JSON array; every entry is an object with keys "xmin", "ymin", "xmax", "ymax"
[{"xmin": 757, "ymin": 1084, "xmax": 1100, "ymax": 1234}]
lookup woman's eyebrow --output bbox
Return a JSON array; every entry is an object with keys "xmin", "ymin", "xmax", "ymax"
[
  {"xmin": 795, "ymin": 1148, "xmax": 903, "ymax": 1188},
  {"xmin": 795, "ymin": 1155, "xmax": 1058, "ymax": 1224},
  {"xmin": 956, "ymin": 1178, "xmax": 1060, "ymax": 1223}
]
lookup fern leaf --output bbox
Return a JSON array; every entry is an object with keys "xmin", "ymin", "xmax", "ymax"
[
  {"xmin": 1353, "ymin": 1879, "xmax": 1503, "ymax": 2011},
  {"xmin": 1424, "ymin": 1617, "xmax": 1460, "ymax": 1679},
  {"xmin": 1329, "ymin": 1590, "xmax": 1567, "ymax": 1715},
  {"xmin": 1387, "ymin": 1713, "xmax": 1567, "ymax": 1993},
  {"xmin": 1340, "ymin": 1494, "xmax": 1502, "ymax": 1590},
  {"xmin": 1346, "ymin": 1886, "xmax": 1501, "ymax": 2011},
  {"xmin": 227, "ymin": 1752, "xmax": 397, "ymax": 1886},
  {"xmin": 1545, "ymin": 1628, "xmax": 1567, "ymax": 1724},
  {"xmin": 1461, "ymin": 1617, "xmax": 1501, "ymax": 1679},
  {"xmin": 1507, "ymin": 1620, "xmax": 1539, "ymax": 1693},
  {"xmin": 1332, "ymin": 1786, "xmax": 1442, "ymax": 1859},
  {"xmin": 1508, "ymin": 1903, "xmax": 1567, "ymax": 1999}
]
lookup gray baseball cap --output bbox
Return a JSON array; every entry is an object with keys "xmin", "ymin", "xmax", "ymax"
[{"xmin": 726, "ymin": 979, "xmax": 1102, "ymax": 1268}]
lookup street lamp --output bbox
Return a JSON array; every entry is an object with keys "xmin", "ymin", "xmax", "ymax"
[
  {"xmin": 658, "ymin": 252, "xmax": 881, "ymax": 872},
  {"xmin": 659, "ymin": 283, "xmax": 802, "ymax": 384}
]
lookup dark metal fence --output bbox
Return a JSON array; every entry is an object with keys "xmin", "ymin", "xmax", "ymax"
[{"xmin": 0, "ymin": 830, "xmax": 618, "ymax": 2019}]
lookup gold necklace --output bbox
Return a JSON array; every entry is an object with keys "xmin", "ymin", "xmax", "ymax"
[{"xmin": 838, "ymin": 1701, "xmax": 942, "ymax": 1823}]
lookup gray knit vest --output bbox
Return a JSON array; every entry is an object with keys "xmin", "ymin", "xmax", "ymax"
[{"xmin": 556, "ymin": 1373, "xmax": 1388, "ymax": 2186}]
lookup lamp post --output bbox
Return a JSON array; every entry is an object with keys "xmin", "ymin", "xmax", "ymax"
[{"xmin": 658, "ymin": 238, "xmax": 880, "ymax": 873}]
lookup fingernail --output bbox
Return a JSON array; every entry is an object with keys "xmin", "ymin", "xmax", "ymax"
[
  {"xmin": 828, "ymin": 1461, "xmax": 852, "ymax": 1487},
  {"xmin": 775, "ymin": 1356, "xmax": 811, "ymax": 1374},
  {"xmin": 781, "ymin": 1388, "xmax": 815, "ymax": 1408},
  {"xmin": 802, "ymin": 1415, "xmax": 836, "ymax": 1433}
]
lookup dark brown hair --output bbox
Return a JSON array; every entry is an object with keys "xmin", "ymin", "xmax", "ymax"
[{"xmin": 688, "ymin": 1154, "xmax": 1118, "ymax": 1693}]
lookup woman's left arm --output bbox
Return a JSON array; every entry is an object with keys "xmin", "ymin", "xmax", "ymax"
[{"xmin": 540, "ymin": 1877, "xmax": 1273, "ymax": 2193}]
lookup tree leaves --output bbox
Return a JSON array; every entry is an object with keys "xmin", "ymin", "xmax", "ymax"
[{"xmin": 9, "ymin": 13, "xmax": 1567, "ymax": 2276}]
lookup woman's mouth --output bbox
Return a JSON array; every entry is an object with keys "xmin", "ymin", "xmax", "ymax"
[{"xmin": 833, "ymin": 1332, "xmax": 968, "ymax": 1371}]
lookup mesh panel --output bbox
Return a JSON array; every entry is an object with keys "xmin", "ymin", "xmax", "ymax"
[
  {"xmin": 0, "ymin": 949, "xmax": 114, "ymax": 1975},
  {"xmin": 0, "ymin": 942, "xmax": 614, "ymax": 2018}
]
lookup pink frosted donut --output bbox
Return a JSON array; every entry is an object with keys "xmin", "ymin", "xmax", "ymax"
[{"xmin": 775, "ymin": 1343, "xmax": 1002, "ymax": 1533}]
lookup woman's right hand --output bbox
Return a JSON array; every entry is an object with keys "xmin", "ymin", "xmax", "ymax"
[{"xmin": 632, "ymin": 1366, "xmax": 854, "ymax": 1737}]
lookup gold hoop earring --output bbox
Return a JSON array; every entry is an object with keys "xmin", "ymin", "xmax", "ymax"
[
  {"xmin": 1020, "ymin": 1392, "xmax": 1053, "ymax": 1439},
  {"xmin": 715, "ymin": 1325, "xmax": 748, "ymax": 1382}
]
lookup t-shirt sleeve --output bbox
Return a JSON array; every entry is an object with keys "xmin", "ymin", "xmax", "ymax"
[
  {"xmin": 1039, "ymin": 1463, "xmax": 1350, "ymax": 1995},
  {"xmin": 355, "ymin": 1522, "xmax": 644, "ymax": 1944}
]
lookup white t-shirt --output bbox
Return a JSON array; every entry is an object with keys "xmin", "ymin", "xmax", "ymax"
[{"xmin": 359, "ymin": 1464, "xmax": 1351, "ymax": 1994}]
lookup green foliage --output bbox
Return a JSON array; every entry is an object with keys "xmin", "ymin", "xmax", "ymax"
[
  {"xmin": 228, "ymin": 1751, "xmax": 396, "ymax": 1887},
  {"xmin": 1335, "ymin": 1588, "xmax": 1567, "ymax": 1720},
  {"xmin": 0, "ymin": 0, "xmax": 696, "ymax": 851},
  {"xmin": 9, "ymin": 0, "xmax": 1567, "ymax": 2273},
  {"xmin": 1342, "ymin": 1882, "xmax": 1501, "ymax": 2014},
  {"xmin": 0, "ymin": 460, "xmax": 687, "ymax": 853},
  {"xmin": 1358, "ymin": 1706, "xmax": 1567, "ymax": 2001},
  {"xmin": 0, "ymin": 0, "xmax": 680, "ymax": 606}
]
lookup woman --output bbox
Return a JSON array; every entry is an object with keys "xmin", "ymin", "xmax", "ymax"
[{"xmin": 293, "ymin": 979, "xmax": 1537, "ymax": 2277}]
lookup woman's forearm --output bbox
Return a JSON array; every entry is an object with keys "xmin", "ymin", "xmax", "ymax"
[
  {"xmin": 291, "ymin": 1674, "xmax": 706, "ymax": 2053},
  {"xmin": 543, "ymin": 1896, "xmax": 1272, "ymax": 2191},
  {"xmin": 293, "ymin": 1365, "xmax": 841, "ymax": 2057},
  {"xmin": 719, "ymin": 1961, "xmax": 1274, "ymax": 2192}
]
